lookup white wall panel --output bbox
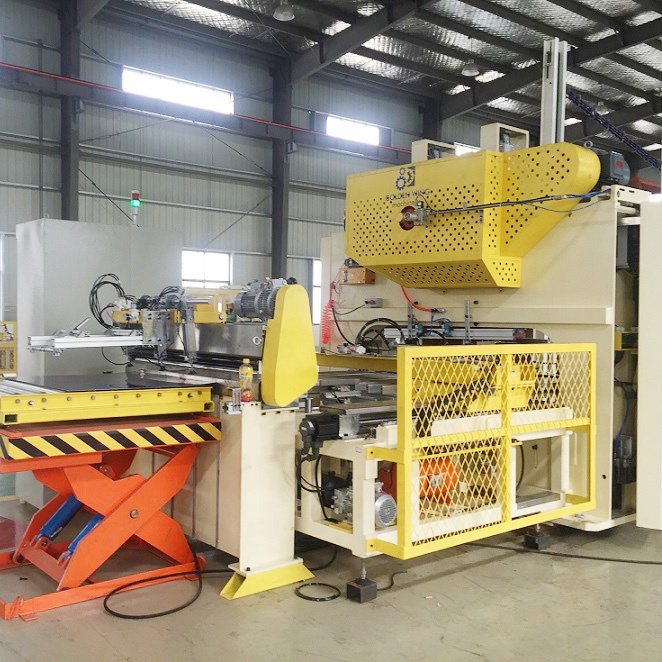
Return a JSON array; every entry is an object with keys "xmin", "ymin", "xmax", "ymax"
[
  {"xmin": 80, "ymin": 106, "xmax": 271, "ymax": 176},
  {"xmin": 0, "ymin": 186, "xmax": 59, "ymax": 232},
  {"xmin": 79, "ymin": 192, "xmax": 271, "ymax": 253},
  {"xmin": 440, "ymin": 116, "xmax": 484, "ymax": 147},
  {"xmin": 0, "ymin": 0, "xmax": 60, "ymax": 45},
  {"xmin": 0, "ymin": 149, "xmax": 58, "ymax": 189},
  {"xmin": 3, "ymin": 233, "xmax": 17, "ymax": 320},
  {"xmin": 0, "ymin": 89, "xmax": 59, "ymax": 140},
  {"xmin": 290, "ymin": 147, "xmax": 389, "ymax": 189},
  {"xmin": 288, "ymin": 219, "xmax": 341, "ymax": 258},
  {"xmin": 232, "ymin": 253, "xmax": 270, "ymax": 285},
  {"xmin": 289, "ymin": 190, "xmax": 344, "ymax": 225},
  {"xmin": 286, "ymin": 257, "xmax": 311, "ymax": 285}
]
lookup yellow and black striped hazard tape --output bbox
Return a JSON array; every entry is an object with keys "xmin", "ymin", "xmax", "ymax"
[{"xmin": 0, "ymin": 421, "xmax": 221, "ymax": 460}]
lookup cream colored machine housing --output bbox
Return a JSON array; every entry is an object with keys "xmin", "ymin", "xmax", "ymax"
[
  {"xmin": 318, "ymin": 184, "xmax": 650, "ymax": 533},
  {"xmin": 175, "ymin": 401, "xmax": 312, "ymax": 598}
]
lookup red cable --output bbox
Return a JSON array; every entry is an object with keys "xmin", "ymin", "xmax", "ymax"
[{"xmin": 400, "ymin": 285, "xmax": 433, "ymax": 312}]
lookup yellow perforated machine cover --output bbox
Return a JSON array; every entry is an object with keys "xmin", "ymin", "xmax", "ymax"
[{"xmin": 345, "ymin": 143, "xmax": 600, "ymax": 288}]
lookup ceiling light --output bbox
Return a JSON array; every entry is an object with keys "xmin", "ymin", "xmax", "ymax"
[
  {"xmin": 461, "ymin": 58, "xmax": 480, "ymax": 77},
  {"xmin": 595, "ymin": 101, "xmax": 608, "ymax": 114},
  {"xmin": 475, "ymin": 70, "xmax": 503, "ymax": 83},
  {"xmin": 564, "ymin": 117, "xmax": 582, "ymax": 126},
  {"xmin": 643, "ymin": 143, "xmax": 662, "ymax": 151},
  {"xmin": 273, "ymin": 0, "xmax": 294, "ymax": 21}
]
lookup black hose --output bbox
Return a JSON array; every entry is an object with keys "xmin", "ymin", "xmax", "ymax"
[
  {"xmin": 356, "ymin": 318, "xmax": 405, "ymax": 343},
  {"xmin": 331, "ymin": 305, "xmax": 354, "ymax": 345},
  {"xmin": 103, "ymin": 554, "xmax": 233, "ymax": 619}
]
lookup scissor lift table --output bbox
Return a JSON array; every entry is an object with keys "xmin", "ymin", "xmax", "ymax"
[{"xmin": 0, "ymin": 377, "xmax": 221, "ymax": 620}]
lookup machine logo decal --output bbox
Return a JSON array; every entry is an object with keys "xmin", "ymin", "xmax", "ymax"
[{"xmin": 395, "ymin": 166, "xmax": 416, "ymax": 191}]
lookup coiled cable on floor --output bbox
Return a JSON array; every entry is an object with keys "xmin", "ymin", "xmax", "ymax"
[
  {"xmin": 295, "ymin": 582, "xmax": 341, "ymax": 602},
  {"xmin": 103, "ymin": 555, "xmax": 233, "ymax": 620}
]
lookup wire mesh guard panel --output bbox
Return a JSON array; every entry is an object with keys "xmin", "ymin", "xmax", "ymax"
[{"xmin": 394, "ymin": 345, "xmax": 593, "ymax": 554}]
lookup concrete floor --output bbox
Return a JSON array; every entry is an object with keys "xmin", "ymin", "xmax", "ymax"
[{"xmin": 0, "ymin": 500, "xmax": 661, "ymax": 661}]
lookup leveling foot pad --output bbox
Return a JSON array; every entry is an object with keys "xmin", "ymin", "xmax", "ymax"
[
  {"xmin": 346, "ymin": 577, "xmax": 377, "ymax": 603},
  {"xmin": 221, "ymin": 560, "xmax": 313, "ymax": 600},
  {"xmin": 523, "ymin": 527, "xmax": 551, "ymax": 550}
]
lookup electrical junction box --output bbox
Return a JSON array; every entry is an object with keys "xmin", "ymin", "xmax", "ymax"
[
  {"xmin": 340, "ymin": 267, "xmax": 375, "ymax": 285},
  {"xmin": 364, "ymin": 298, "xmax": 383, "ymax": 308}
]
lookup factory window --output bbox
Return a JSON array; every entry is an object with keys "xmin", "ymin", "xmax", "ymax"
[
  {"xmin": 454, "ymin": 142, "xmax": 480, "ymax": 156},
  {"xmin": 122, "ymin": 67, "xmax": 234, "ymax": 115},
  {"xmin": 312, "ymin": 259, "xmax": 322, "ymax": 325},
  {"xmin": 182, "ymin": 250, "xmax": 231, "ymax": 289},
  {"xmin": 326, "ymin": 115, "xmax": 380, "ymax": 145}
]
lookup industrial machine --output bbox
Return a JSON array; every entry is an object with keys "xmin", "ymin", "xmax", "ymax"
[
  {"xmin": 29, "ymin": 275, "xmax": 315, "ymax": 409},
  {"xmin": 295, "ymin": 130, "xmax": 655, "ymax": 565},
  {"xmin": 0, "ymin": 274, "xmax": 317, "ymax": 618},
  {"xmin": 1, "ymin": 125, "xmax": 657, "ymax": 615}
]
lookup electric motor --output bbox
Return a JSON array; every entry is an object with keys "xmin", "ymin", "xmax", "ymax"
[
  {"xmin": 333, "ymin": 486, "xmax": 353, "ymax": 518},
  {"xmin": 332, "ymin": 482, "xmax": 397, "ymax": 529},
  {"xmin": 234, "ymin": 278, "xmax": 287, "ymax": 321},
  {"xmin": 374, "ymin": 491, "xmax": 397, "ymax": 528}
]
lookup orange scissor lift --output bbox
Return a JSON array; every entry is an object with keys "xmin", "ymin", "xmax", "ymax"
[{"xmin": 0, "ymin": 383, "xmax": 221, "ymax": 620}]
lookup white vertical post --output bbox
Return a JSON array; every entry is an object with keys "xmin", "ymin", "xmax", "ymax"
[
  {"xmin": 540, "ymin": 38, "xmax": 568, "ymax": 145},
  {"xmin": 636, "ymin": 200, "xmax": 662, "ymax": 529}
]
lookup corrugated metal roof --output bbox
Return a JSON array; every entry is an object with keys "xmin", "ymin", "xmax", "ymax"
[{"xmin": 117, "ymin": 0, "xmax": 662, "ymax": 146}]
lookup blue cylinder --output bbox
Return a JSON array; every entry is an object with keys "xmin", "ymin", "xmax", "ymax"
[
  {"xmin": 37, "ymin": 495, "xmax": 82, "ymax": 541},
  {"xmin": 62, "ymin": 513, "xmax": 104, "ymax": 560}
]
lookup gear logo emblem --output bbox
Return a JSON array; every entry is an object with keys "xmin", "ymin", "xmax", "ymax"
[{"xmin": 395, "ymin": 166, "xmax": 416, "ymax": 191}]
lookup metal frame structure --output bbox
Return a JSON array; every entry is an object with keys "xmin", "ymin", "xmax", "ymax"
[
  {"xmin": 0, "ymin": 443, "xmax": 205, "ymax": 620},
  {"xmin": 539, "ymin": 38, "xmax": 568, "ymax": 146},
  {"xmin": 3, "ymin": 0, "xmax": 661, "ymax": 271}
]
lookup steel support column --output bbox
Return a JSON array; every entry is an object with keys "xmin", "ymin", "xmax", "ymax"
[
  {"xmin": 271, "ymin": 65, "xmax": 292, "ymax": 279},
  {"xmin": 422, "ymin": 98, "xmax": 441, "ymax": 141},
  {"xmin": 60, "ymin": 0, "xmax": 81, "ymax": 221}
]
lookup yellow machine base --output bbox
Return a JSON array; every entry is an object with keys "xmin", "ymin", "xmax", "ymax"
[{"xmin": 220, "ymin": 561, "xmax": 313, "ymax": 600}]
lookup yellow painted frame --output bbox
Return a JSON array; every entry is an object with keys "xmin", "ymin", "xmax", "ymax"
[
  {"xmin": 261, "ymin": 285, "xmax": 317, "ymax": 407},
  {"xmin": 0, "ymin": 387, "xmax": 215, "ymax": 425},
  {"xmin": 367, "ymin": 343, "xmax": 596, "ymax": 559}
]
